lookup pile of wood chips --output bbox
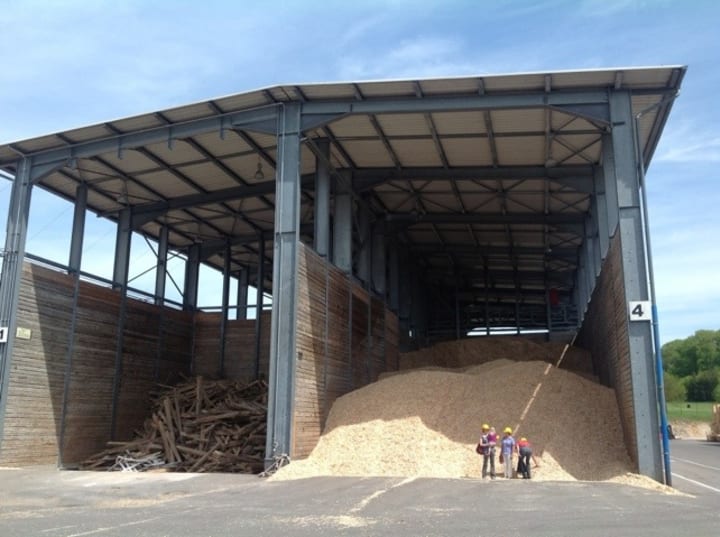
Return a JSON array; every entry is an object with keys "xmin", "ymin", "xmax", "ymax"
[
  {"xmin": 81, "ymin": 377, "xmax": 267, "ymax": 473},
  {"xmin": 274, "ymin": 339, "xmax": 669, "ymax": 491}
]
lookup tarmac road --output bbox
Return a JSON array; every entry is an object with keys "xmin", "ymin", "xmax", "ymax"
[
  {"xmin": 670, "ymin": 438, "xmax": 720, "ymax": 495},
  {"xmin": 1, "ymin": 440, "xmax": 718, "ymax": 537}
]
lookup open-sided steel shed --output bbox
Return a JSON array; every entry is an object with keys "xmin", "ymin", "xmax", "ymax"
[{"xmin": 0, "ymin": 66, "xmax": 685, "ymax": 482}]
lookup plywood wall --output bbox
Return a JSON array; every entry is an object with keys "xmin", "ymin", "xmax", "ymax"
[
  {"xmin": 192, "ymin": 311, "xmax": 270, "ymax": 381},
  {"xmin": 0, "ymin": 262, "xmax": 193, "ymax": 466},
  {"xmin": 576, "ymin": 232, "xmax": 636, "ymax": 466},
  {"xmin": 293, "ymin": 243, "xmax": 399, "ymax": 458}
]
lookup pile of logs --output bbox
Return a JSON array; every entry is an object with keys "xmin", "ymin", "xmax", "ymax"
[{"xmin": 81, "ymin": 377, "xmax": 268, "ymax": 473}]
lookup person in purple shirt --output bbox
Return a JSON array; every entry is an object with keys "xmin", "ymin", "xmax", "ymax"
[{"xmin": 500, "ymin": 427, "xmax": 516, "ymax": 478}]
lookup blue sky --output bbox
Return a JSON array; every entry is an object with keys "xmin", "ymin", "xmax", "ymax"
[{"xmin": 0, "ymin": 0, "xmax": 718, "ymax": 343}]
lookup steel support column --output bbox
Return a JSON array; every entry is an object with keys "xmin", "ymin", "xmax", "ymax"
[
  {"xmin": 357, "ymin": 204, "xmax": 371, "ymax": 285},
  {"xmin": 112, "ymin": 208, "xmax": 132, "ymax": 290},
  {"xmin": 68, "ymin": 184, "xmax": 87, "ymax": 273},
  {"xmin": 388, "ymin": 239, "xmax": 399, "ymax": 311},
  {"xmin": 154, "ymin": 226, "xmax": 169, "ymax": 305},
  {"xmin": 183, "ymin": 244, "xmax": 200, "ymax": 311},
  {"xmin": 254, "ymin": 235, "xmax": 265, "ymax": 380},
  {"xmin": 219, "ymin": 241, "xmax": 231, "ymax": 377},
  {"xmin": 371, "ymin": 221, "xmax": 386, "ymax": 295},
  {"xmin": 313, "ymin": 138, "xmax": 330, "ymax": 258},
  {"xmin": 266, "ymin": 103, "xmax": 301, "ymax": 465},
  {"xmin": 332, "ymin": 171, "xmax": 352, "ymax": 273},
  {"xmin": 237, "ymin": 267, "xmax": 249, "ymax": 320},
  {"xmin": 0, "ymin": 159, "xmax": 33, "ymax": 445},
  {"xmin": 610, "ymin": 90, "xmax": 663, "ymax": 482},
  {"xmin": 594, "ymin": 166, "xmax": 610, "ymax": 260}
]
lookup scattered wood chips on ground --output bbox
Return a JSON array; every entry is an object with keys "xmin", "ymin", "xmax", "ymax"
[
  {"xmin": 274, "ymin": 339, "xmax": 674, "ymax": 493},
  {"xmin": 81, "ymin": 377, "xmax": 267, "ymax": 473}
]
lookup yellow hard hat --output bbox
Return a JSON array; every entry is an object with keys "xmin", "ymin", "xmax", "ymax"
[
  {"xmin": 482, "ymin": 423, "xmax": 489, "ymax": 430},
  {"xmin": 520, "ymin": 437, "xmax": 527, "ymax": 442},
  {"xmin": 503, "ymin": 427, "xmax": 512, "ymax": 434}
]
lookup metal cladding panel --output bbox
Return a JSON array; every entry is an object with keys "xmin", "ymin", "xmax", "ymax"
[
  {"xmin": 356, "ymin": 81, "xmax": 416, "ymax": 98},
  {"xmin": 482, "ymin": 73, "xmax": 545, "ymax": 92},
  {"xmin": 178, "ymin": 162, "xmax": 240, "ymax": 191},
  {"xmin": 191, "ymin": 131, "xmax": 254, "ymax": 158},
  {"xmin": 297, "ymin": 84, "xmax": 357, "ymax": 100},
  {"xmin": 432, "ymin": 111, "xmax": 485, "ymax": 135},
  {"xmin": 443, "ymin": 138, "xmax": 494, "ymax": 166},
  {"xmin": 99, "ymin": 148, "xmax": 162, "ymax": 174},
  {"xmin": 490, "ymin": 109, "xmax": 545, "ymax": 133},
  {"xmin": 135, "ymin": 170, "xmax": 200, "ymax": 197},
  {"xmin": 496, "ymin": 136, "xmax": 544, "ymax": 165},
  {"xmin": 109, "ymin": 114, "xmax": 166, "ymax": 134},
  {"xmin": 375, "ymin": 113, "xmax": 429, "ymax": 136},
  {"xmin": 622, "ymin": 68, "xmax": 678, "ymax": 89},
  {"xmin": 327, "ymin": 115, "xmax": 378, "ymax": 137},
  {"xmin": 160, "ymin": 103, "xmax": 215, "ymax": 123},
  {"xmin": 62, "ymin": 124, "xmax": 115, "ymax": 143},
  {"xmin": 391, "ymin": 139, "xmax": 443, "ymax": 167},
  {"xmin": 144, "ymin": 139, "xmax": 207, "ymax": 166},
  {"xmin": 551, "ymin": 71, "xmax": 615, "ymax": 89},
  {"xmin": 213, "ymin": 91, "xmax": 274, "ymax": 111},
  {"xmin": 419, "ymin": 78, "xmax": 482, "ymax": 95},
  {"xmin": 342, "ymin": 140, "xmax": 395, "ymax": 167}
]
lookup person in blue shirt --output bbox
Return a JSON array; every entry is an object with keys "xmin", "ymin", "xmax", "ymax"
[{"xmin": 500, "ymin": 427, "xmax": 516, "ymax": 478}]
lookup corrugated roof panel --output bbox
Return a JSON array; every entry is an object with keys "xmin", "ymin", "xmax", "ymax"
[
  {"xmin": 327, "ymin": 115, "xmax": 378, "ymax": 137},
  {"xmin": 144, "ymin": 139, "xmax": 207, "ymax": 166},
  {"xmin": 391, "ymin": 138, "xmax": 443, "ymax": 167},
  {"xmin": 464, "ymin": 194, "xmax": 503, "ymax": 213},
  {"xmin": 108, "ymin": 114, "xmax": 165, "ymax": 134},
  {"xmin": 191, "ymin": 131, "xmax": 254, "ymax": 158},
  {"xmin": 213, "ymin": 91, "xmax": 273, "ymax": 111},
  {"xmin": 62, "ymin": 124, "xmax": 115, "ymax": 144},
  {"xmin": 551, "ymin": 71, "xmax": 614, "ymax": 89},
  {"xmin": 222, "ymin": 154, "xmax": 276, "ymax": 182},
  {"xmin": 483, "ymin": 73, "xmax": 545, "ymax": 92},
  {"xmin": 300, "ymin": 148, "xmax": 316, "ymax": 175},
  {"xmin": 490, "ymin": 109, "xmax": 545, "ymax": 133},
  {"xmin": 420, "ymin": 78, "xmax": 481, "ymax": 95},
  {"xmin": 376, "ymin": 192, "xmax": 415, "ymax": 212},
  {"xmin": 178, "ymin": 162, "xmax": 240, "ymax": 192},
  {"xmin": 496, "ymin": 137, "xmax": 544, "ymax": 165},
  {"xmin": 298, "ymin": 83, "xmax": 357, "ymax": 100},
  {"xmin": 342, "ymin": 140, "xmax": 395, "ymax": 167},
  {"xmin": 432, "ymin": 111, "xmax": 485, "ymax": 135},
  {"xmin": 422, "ymin": 194, "xmax": 463, "ymax": 212},
  {"xmin": 622, "ymin": 68, "xmax": 676, "ymax": 89},
  {"xmin": 505, "ymin": 193, "xmax": 543, "ymax": 213},
  {"xmin": 137, "ymin": 169, "xmax": 201, "ymax": 198},
  {"xmin": 375, "ymin": 113, "xmax": 428, "ymax": 137},
  {"xmin": 443, "ymin": 138, "xmax": 494, "ymax": 166},
  {"xmin": 85, "ymin": 189, "xmax": 122, "ymax": 214},
  {"xmin": 161, "ymin": 103, "xmax": 215, "ymax": 123},
  {"xmin": 551, "ymin": 134, "xmax": 602, "ymax": 164},
  {"xmin": 99, "ymin": 148, "xmax": 161, "ymax": 174},
  {"xmin": 356, "ymin": 80, "xmax": 416, "ymax": 98},
  {"xmin": 8, "ymin": 134, "xmax": 66, "ymax": 154}
]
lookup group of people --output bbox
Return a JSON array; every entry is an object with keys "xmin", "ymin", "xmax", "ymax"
[{"xmin": 476, "ymin": 424, "xmax": 539, "ymax": 480}]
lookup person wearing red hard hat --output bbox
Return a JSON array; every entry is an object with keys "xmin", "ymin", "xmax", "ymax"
[{"xmin": 516, "ymin": 436, "xmax": 539, "ymax": 479}]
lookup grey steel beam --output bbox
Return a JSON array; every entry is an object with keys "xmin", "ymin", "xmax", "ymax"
[
  {"xmin": 183, "ymin": 244, "xmax": 200, "ymax": 311},
  {"xmin": 254, "ymin": 235, "xmax": 265, "ymax": 380},
  {"xmin": 602, "ymin": 133, "xmax": 620, "ymax": 236},
  {"xmin": 610, "ymin": 90, "xmax": 662, "ymax": 482},
  {"xmin": 154, "ymin": 226, "xmax": 169, "ymax": 305},
  {"xmin": 372, "ymin": 220, "xmax": 386, "ymax": 296},
  {"xmin": 266, "ymin": 103, "xmax": 302, "ymax": 465},
  {"xmin": 237, "ymin": 267, "xmax": 249, "ymax": 320},
  {"xmin": 112, "ymin": 208, "xmax": 132, "ymax": 289},
  {"xmin": 19, "ymin": 106, "xmax": 280, "ymax": 168},
  {"xmin": 332, "ymin": 171, "xmax": 353, "ymax": 273},
  {"xmin": 357, "ymin": 204, "xmax": 371, "ymax": 284},
  {"xmin": 388, "ymin": 240, "xmax": 399, "ymax": 311},
  {"xmin": 219, "ymin": 241, "xmax": 231, "ymax": 377},
  {"xmin": 594, "ymin": 165, "xmax": 610, "ymax": 259},
  {"xmin": 68, "ymin": 183, "xmax": 87, "ymax": 273},
  {"xmin": 385, "ymin": 212, "xmax": 585, "ymax": 225},
  {"xmin": 301, "ymin": 91, "xmax": 610, "ymax": 116},
  {"xmin": 0, "ymin": 159, "xmax": 33, "ymax": 446},
  {"xmin": 410, "ymin": 243, "xmax": 578, "ymax": 258},
  {"xmin": 313, "ymin": 139, "xmax": 331, "ymax": 257}
]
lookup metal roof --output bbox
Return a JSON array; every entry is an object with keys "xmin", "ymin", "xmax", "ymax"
[{"xmin": 0, "ymin": 66, "xmax": 686, "ymax": 313}]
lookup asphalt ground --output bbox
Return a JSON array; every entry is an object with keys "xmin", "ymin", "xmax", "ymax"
[{"xmin": 0, "ymin": 439, "xmax": 717, "ymax": 537}]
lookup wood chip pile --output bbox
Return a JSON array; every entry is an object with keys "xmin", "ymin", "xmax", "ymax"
[
  {"xmin": 710, "ymin": 404, "xmax": 720, "ymax": 441},
  {"xmin": 82, "ymin": 377, "xmax": 267, "ymax": 473},
  {"xmin": 274, "ymin": 339, "xmax": 641, "ymax": 485}
]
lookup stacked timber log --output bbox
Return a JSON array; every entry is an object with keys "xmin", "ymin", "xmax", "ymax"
[{"xmin": 81, "ymin": 377, "xmax": 268, "ymax": 473}]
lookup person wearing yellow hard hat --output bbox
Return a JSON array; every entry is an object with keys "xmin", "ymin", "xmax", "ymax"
[
  {"xmin": 499, "ymin": 427, "xmax": 516, "ymax": 478},
  {"xmin": 477, "ymin": 423, "xmax": 497, "ymax": 479}
]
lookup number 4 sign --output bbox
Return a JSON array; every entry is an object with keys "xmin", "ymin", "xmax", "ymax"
[
  {"xmin": 628, "ymin": 301, "xmax": 652, "ymax": 322},
  {"xmin": 0, "ymin": 326, "xmax": 8, "ymax": 343}
]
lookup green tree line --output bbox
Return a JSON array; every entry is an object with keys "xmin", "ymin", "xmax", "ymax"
[{"xmin": 662, "ymin": 329, "xmax": 720, "ymax": 402}]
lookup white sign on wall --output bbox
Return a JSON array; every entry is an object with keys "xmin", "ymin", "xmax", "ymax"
[
  {"xmin": 628, "ymin": 301, "xmax": 652, "ymax": 322},
  {"xmin": 0, "ymin": 326, "xmax": 8, "ymax": 343}
]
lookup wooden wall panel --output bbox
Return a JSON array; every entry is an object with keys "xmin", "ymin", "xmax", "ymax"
[
  {"xmin": 292, "ymin": 243, "xmax": 397, "ymax": 459},
  {"xmin": 0, "ymin": 262, "xmax": 194, "ymax": 466},
  {"xmin": 576, "ymin": 232, "xmax": 636, "ymax": 466}
]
